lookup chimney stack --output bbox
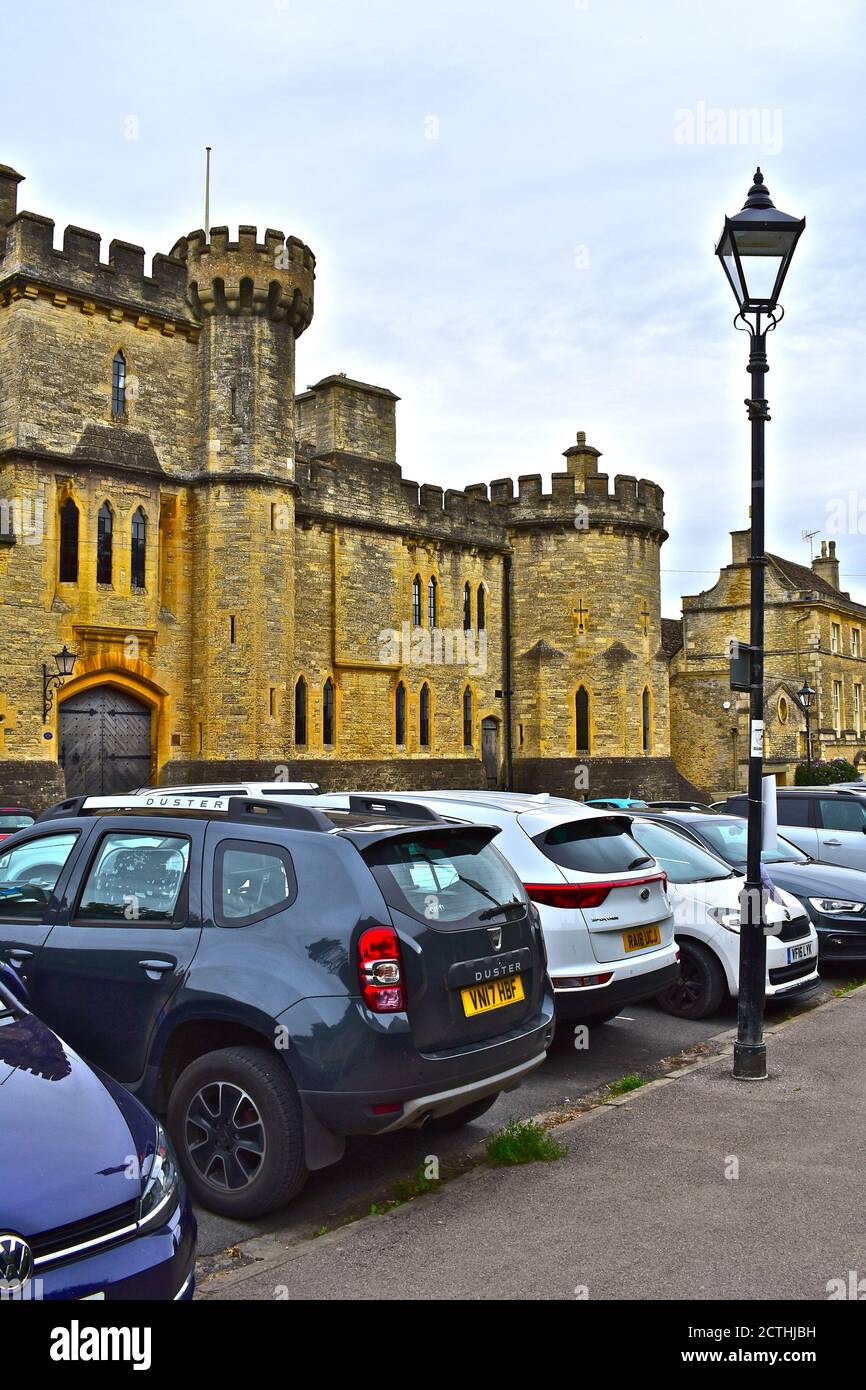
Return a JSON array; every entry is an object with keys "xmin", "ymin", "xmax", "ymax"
[{"xmin": 812, "ymin": 538, "xmax": 841, "ymax": 591}]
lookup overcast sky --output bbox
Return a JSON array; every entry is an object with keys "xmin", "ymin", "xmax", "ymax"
[{"xmin": 3, "ymin": 0, "xmax": 865, "ymax": 614}]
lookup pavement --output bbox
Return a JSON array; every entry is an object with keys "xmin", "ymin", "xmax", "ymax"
[{"xmin": 198, "ymin": 983, "xmax": 866, "ymax": 1301}]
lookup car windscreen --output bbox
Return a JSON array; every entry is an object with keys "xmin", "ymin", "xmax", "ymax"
[
  {"xmin": 695, "ymin": 819, "xmax": 808, "ymax": 865},
  {"xmin": 364, "ymin": 831, "xmax": 523, "ymax": 925},
  {"xmin": 630, "ymin": 821, "xmax": 732, "ymax": 883},
  {"xmin": 0, "ymin": 813, "xmax": 34, "ymax": 830},
  {"xmin": 532, "ymin": 818, "xmax": 654, "ymax": 875}
]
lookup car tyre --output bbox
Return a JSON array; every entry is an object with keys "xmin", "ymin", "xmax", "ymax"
[
  {"xmin": 167, "ymin": 1045, "xmax": 308, "ymax": 1219},
  {"xmin": 655, "ymin": 939, "xmax": 727, "ymax": 1020},
  {"xmin": 424, "ymin": 1094, "xmax": 501, "ymax": 1131}
]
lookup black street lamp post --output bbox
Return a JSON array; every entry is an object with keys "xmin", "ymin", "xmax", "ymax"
[
  {"xmin": 716, "ymin": 169, "xmax": 805, "ymax": 1081},
  {"xmin": 798, "ymin": 679, "xmax": 816, "ymax": 770},
  {"xmin": 42, "ymin": 645, "xmax": 78, "ymax": 722}
]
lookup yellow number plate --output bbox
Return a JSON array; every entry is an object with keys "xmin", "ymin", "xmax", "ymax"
[
  {"xmin": 461, "ymin": 974, "xmax": 525, "ymax": 1017},
  {"xmin": 623, "ymin": 924, "xmax": 662, "ymax": 953}
]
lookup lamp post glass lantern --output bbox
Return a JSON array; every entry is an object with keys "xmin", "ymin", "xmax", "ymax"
[
  {"xmin": 42, "ymin": 645, "xmax": 78, "ymax": 722},
  {"xmin": 798, "ymin": 679, "xmax": 816, "ymax": 769},
  {"xmin": 716, "ymin": 170, "xmax": 804, "ymax": 1082}
]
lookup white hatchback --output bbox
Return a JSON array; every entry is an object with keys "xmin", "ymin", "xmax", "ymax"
[
  {"xmin": 629, "ymin": 817, "xmax": 820, "ymax": 1018},
  {"xmin": 281, "ymin": 790, "xmax": 680, "ymax": 1026}
]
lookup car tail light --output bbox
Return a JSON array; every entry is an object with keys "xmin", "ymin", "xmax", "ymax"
[
  {"xmin": 524, "ymin": 873, "xmax": 667, "ymax": 911},
  {"xmin": 358, "ymin": 926, "xmax": 406, "ymax": 1013}
]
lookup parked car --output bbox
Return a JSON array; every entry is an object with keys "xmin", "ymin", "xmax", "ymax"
[
  {"xmin": 0, "ymin": 964, "xmax": 195, "ymax": 1301},
  {"xmin": 724, "ymin": 787, "xmax": 866, "ymax": 871},
  {"xmin": 272, "ymin": 790, "xmax": 680, "ymax": 1027},
  {"xmin": 645, "ymin": 800, "xmax": 711, "ymax": 813},
  {"xmin": 627, "ymin": 818, "xmax": 818, "ymax": 1018},
  {"xmin": 0, "ymin": 792, "xmax": 553, "ymax": 1218},
  {"xmin": 640, "ymin": 809, "xmax": 866, "ymax": 965},
  {"xmin": 0, "ymin": 807, "xmax": 35, "ymax": 843},
  {"xmin": 585, "ymin": 797, "xmax": 650, "ymax": 811}
]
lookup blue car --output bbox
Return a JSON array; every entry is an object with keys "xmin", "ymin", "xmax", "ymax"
[{"xmin": 0, "ymin": 965, "xmax": 196, "ymax": 1301}]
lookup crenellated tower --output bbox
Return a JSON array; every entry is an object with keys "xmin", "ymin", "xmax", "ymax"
[{"xmin": 169, "ymin": 224, "xmax": 315, "ymax": 764}]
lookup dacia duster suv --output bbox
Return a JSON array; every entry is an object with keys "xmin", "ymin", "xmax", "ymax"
[{"xmin": 0, "ymin": 793, "xmax": 554, "ymax": 1218}]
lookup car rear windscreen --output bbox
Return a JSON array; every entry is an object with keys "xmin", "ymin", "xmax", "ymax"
[
  {"xmin": 533, "ymin": 819, "xmax": 652, "ymax": 875},
  {"xmin": 364, "ymin": 831, "xmax": 523, "ymax": 924}
]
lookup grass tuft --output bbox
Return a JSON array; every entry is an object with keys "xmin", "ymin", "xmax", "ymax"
[
  {"xmin": 485, "ymin": 1119, "xmax": 566, "ymax": 1166},
  {"xmin": 832, "ymin": 977, "xmax": 866, "ymax": 997},
  {"xmin": 605, "ymin": 1073, "xmax": 644, "ymax": 1098}
]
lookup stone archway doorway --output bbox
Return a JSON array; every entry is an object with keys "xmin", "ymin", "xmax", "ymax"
[
  {"xmin": 481, "ymin": 716, "xmax": 500, "ymax": 787},
  {"xmin": 59, "ymin": 685, "xmax": 153, "ymax": 796}
]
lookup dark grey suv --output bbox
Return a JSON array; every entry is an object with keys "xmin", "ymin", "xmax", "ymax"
[{"xmin": 0, "ymin": 793, "xmax": 554, "ymax": 1218}]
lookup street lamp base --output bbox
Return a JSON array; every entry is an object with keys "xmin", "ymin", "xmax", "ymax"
[{"xmin": 732, "ymin": 1041, "xmax": 768, "ymax": 1080}]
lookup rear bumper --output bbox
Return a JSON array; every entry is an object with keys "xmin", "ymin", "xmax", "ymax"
[
  {"xmin": 296, "ymin": 991, "xmax": 554, "ymax": 1141},
  {"xmin": 553, "ymin": 959, "xmax": 681, "ymax": 1020}
]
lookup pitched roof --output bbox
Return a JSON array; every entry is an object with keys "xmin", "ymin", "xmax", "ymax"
[
  {"xmin": 767, "ymin": 553, "xmax": 866, "ymax": 617},
  {"xmin": 660, "ymin": 617, "xmax": 683, "ymax": 657}
]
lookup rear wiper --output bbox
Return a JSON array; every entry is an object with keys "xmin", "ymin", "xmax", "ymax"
[
  {"xmin": 628, "ymin": 855, "xmax": 654, "ymax": 870},
  {"xmin": 478, "ymin": 898, "xmax": 523, "ymax": 921}
]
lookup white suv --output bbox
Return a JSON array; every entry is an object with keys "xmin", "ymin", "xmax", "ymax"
[
  {"xmin": 629, "ymin": 817, "xmax": 819, "ymax": 1018},
  {"xmin": 279, "ymin": 789, "xmax": 679, "ymax": 1026}
]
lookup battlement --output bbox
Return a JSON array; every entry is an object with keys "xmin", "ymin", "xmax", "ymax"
[
  {"xmin": 294, "ymin": 410, "xmax": 665, "ymax": 546},
  {"xmin": 172, "ymin": 226, "xmax": 315, "ymax": 332},
  {"xmin": 0, "ymin": 167, "xmax": 193, "ymax": 321}
]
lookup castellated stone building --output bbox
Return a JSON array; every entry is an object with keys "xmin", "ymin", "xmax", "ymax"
[{"xmin": 0, "ymin": 161, "xmax": 701, "ymax": 808}]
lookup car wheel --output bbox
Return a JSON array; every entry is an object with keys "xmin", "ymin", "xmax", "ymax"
[
  {"xmin": 167, "ymin": 1046, "xmax": 308, "ymax": 1219},
  {"xmin": 655, "ymin": 940, "xmax": 727, "ymax": 1020},
  {"xmin": 424, "ymin": 1094, "xmax": 501, "ymax": 1131}
]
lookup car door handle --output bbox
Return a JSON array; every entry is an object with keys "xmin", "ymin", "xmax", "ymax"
[
  {"xmin": 822, "ymin": 839, "xmax": 843, "ymax": 846},
  {"xmin": 138, "ymin": 959, "xmax": 174, "ymax": 978},
  {"xmin": 7, "ymin": 949, "xmax": 34, "ymax": 966}
]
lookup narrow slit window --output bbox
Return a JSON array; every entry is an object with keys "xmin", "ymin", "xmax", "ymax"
[
  {"xmin": 419, "ymin": 683, "xmax": 431, "ymax": 748},
  {"xmin": 576, "ymin": 686, "xmax": 590, "ymax": 753},
  {"xmin": 112, "ymin": 351, "xmax": 127, "ymax": 417},
  {"xmin": 58, "ymin": 498, "xmax": 79, "ymax": 584},
  {"xmin": 323, "ymin": 678, "xmax": 335, "ymax": 746},
  {"xmin": 395, "ymin": 681, "xmax": 406, "ymax": 746},
  {"xmin": 477, "ymin": 584, "xmax": 486, "ymax": 632},
  {"xmin": 131, "ymin": 507, "xmax": 147, "ymax": 589},
  {"xmin": 427, "ymin": 576, "xmax": 437, "ymax": 628},
  {"xmin": 96, "ymin": 502, "xmax": 113, "ymax": 585},
  {"xmin": 294, "ymin": 677, "xmax": 308, "ymax": 746},
  {"xmin": 412, "ymin": 575, "xmax": 422, "ymax": 627},
  {"xmin": 463, "ymin": 686, "xmax": 473, "ymax": 748}
]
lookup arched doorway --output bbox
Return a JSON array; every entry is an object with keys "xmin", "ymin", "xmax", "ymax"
[{"xmin": 59, "ymin": 685, "xmax": 153, "ymax": 795}]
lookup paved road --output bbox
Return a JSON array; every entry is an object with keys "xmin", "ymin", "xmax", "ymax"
[{"xmin": 195, "ymin": 979, "xmax": 840, "ymax": 1260}]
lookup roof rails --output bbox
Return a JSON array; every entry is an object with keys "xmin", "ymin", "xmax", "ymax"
[
  {"xmin": 37, "ymin": 793, "xmax": 334, "ymax": 833},
  {"xmin": 347, "ymin": 794, "xmax": 445, "ymax": 822}
]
